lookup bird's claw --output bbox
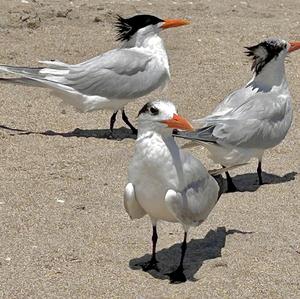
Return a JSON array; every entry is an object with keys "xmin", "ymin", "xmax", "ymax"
[
  {"xmin": 140, "ymin": 259, "xmax": 159, "ymax": 272},
  {"xmin": 131, "ymin": 128, "xmax": 138, "ymax": 136},
  {"xmin": 166, "ymin": 266, "xmax": 187, "ymax": 284}
]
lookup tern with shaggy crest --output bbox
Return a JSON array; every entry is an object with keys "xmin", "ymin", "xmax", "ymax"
[
  {"xmin": 0, "ymin": 14, "xmax": 189, "ymax": 137},
  {"xmin": 124, "ymin": 100, "xmax": 228, "ymax": 283},
  {"xmin": 174, "ymin": 38, "xmax": 299, "ymax": 192}
]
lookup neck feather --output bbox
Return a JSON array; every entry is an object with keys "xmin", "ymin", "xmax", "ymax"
[{"xmin": 247, "ymin": 56, "xmax": 286, "ymax": 90}]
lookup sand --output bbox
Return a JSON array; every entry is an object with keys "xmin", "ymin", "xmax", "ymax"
[{"xmin": 0, "ymin": 0, "xmax": 299, "ymax": 298}]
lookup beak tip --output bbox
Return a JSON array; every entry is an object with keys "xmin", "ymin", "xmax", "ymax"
[
  {"xmin": 162, "ymin": 18, "xmax": 191, "ymax": 29},
  {"xmin": 288, "ymin": 41, "xmax": 300, "ymax": 53},
  {"xmin": 162, "ymin": 114, "xmax": 194, "ymax": 131}
]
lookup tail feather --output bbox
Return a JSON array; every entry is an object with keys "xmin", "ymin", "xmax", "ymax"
[
  {"xmin": 173, "ymin": 125, "xmax": 217, "ymax": 143},
  {"xmin": 0, "ymin": 62, "xmax": 71, "ymax": 91},
  {"xmin": 0, "ymin": 64, "xmax": 43, "ymax": 78},
  {"xmin": 0, "ymin": 76, "xmax": 74, "ymax": 92},
  {"xmin": 0, "ymin": 61, "xmax": 70, "ymax": 80},
  {"xmin": 0, "ymin": 77, "xmax": 46, "ymax": 87},
  {"xmin": 38, "ymin": 60, "xmax": 69, "ymax": 69}
]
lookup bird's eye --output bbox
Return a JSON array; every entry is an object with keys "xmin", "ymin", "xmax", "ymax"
[{"xmin": 150, "ymin": 107, "xmax": 159, "ymax": 115}]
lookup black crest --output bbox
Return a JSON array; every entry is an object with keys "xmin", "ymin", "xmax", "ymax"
[
  {"xmin": 138, "ymin": 102, "xmax": 159, "ymax": 116},
  {"xmin": 115, "ymin": 14, "xmax": 163, "ymax": 41},
  {"xmin": 245, "ymin": 38, "xmax": 287, "ymax": 74}
]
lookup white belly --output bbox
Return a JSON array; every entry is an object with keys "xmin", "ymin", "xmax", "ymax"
[
  {"xmin": 134, "ymin": 178, "xmax": 178, "ymax": 223},
  {"xmin": 52, "ymin": 89, "xmax": 133, "ymax": 112},
  {"xmin": 204, "ymin": 142, "xmax": 265, "ymax": 166}
]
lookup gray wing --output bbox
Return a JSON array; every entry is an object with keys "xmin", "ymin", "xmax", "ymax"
[
  {"xmin": 0, "ymin": 48, "xmax": 169, "ymax": 99},
  {"xmin": 62, "ymin": 49, "xmax": 167, "ymax": 99},
  {"xmin": 165, "ymin": 151, "xmax": 219, "ymax": 227},
  {"xmin": 180, "ymin": 150, "xmax": 212, "ymax": 185},
  {"xmin": 205, "ymin": 92, "xmax": 293, "ymax": 148},
  {"xmin": 193, "ymin": 85, "xmax": 257, "ymax": 126},
  {"xmin": 210, "ymin": 86, "xmax": 257, "ymax": 116}
]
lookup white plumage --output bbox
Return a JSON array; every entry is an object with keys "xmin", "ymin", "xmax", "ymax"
[
  {"xmin": 174, "ymin": 38, "xmax": 300, "ymax": 190},
  {"xmin": 0, "ymin": 15, "xmax": 189, "ymax": 135},
  {"xmin": 124, "ymin": 100, "xmax": 223, "ymax": 283}
]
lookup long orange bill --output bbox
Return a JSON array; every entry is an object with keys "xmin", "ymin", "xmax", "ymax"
[
  {"xmin": 288, "ymin": 41, "xmax": 300, "ymax": 53},
  {"xmin": 161, "ymin": 19, "xmax": 190, "ymax": 29},
  {"xmin": 161, "ymin": 114, "xmax": 194, "ymax": 131}
]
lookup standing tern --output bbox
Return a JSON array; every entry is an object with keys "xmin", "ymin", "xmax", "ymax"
[
  {"xmin": 124, "ymin": 100, "xmax": 227, "ymax": 283},
  {"xmin": 174, "ymin": 38, "xmax": 300, "ymax": 191},
  {"xmin": 0, "ymin": 14, "xmax": 189, "ymax": 137}
]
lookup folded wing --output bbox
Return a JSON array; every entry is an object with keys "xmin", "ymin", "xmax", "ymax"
[
  {"xmin": 164, "ymin": 151, "xmax": 219, "ymax": 227},
  {"xmin": 124, "ymin": 183, "xmax": 146, "ymax": 219},
  {"xmin": 204, "ymin": 92, "xmax": 292, "ymax": 148},
  {"xmin": 0, "ymin": 48, "xmax": 168, "ymax": 100}
]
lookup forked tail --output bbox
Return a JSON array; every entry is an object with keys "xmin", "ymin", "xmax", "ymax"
[{"xmin": 173, "ymin": 125, "xmax": 217, "ymax": 143}]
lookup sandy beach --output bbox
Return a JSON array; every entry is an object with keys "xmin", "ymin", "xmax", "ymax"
[{"xmin": 0, "ymin": 0, "xmax": 299, "ymax": 298}]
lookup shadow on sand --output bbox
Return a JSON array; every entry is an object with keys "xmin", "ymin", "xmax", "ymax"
[
  {"xmin": 230, "ymin": 171, "xmax": 297, "ymax": 193},
  {"xmin": 129, "ymin": 227, "xmax": 253, "ymax": 283},
  {"xmin": 0, "ymin": 124, "xmax": 136, "ymax": 140}
]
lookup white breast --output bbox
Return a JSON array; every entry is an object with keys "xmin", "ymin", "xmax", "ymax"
[
  {"xmin": 128, "ymin": 134, "xmax": 179, "ymax": 222},
  {"xmin": 128, "ymin": 133, "xmax": 219, "ymax": 224}
]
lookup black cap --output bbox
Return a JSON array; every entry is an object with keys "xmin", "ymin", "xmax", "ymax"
[{"xmin": 115, "ymin": 14, "xmax": 163, "ymax": 41}]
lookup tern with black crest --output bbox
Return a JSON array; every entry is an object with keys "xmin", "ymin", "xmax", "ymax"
[
  {"xmin": 0, "ymin": 14, "xmax": 189, "ymax": 137},
  {"xmin": 174, "ymin": 38, "xmax": 299, "ymax": 191},
  {"xmin": 124, "ymin": 100, "xmax": 229, "ymax": 283}
]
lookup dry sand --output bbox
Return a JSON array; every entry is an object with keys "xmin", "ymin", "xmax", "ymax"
[{"xmin": 0, "ymin": 0, "xmax": 299, "ymax": 298}]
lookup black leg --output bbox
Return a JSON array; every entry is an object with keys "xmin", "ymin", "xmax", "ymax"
[
  {"xmin": 150, "ymin": 225, "xmax": 158, "ymax": 264},
  {"xmin": 141, "ymin": 226, "xmax": 159, "ymax": 272},
  {"xmin": 222, "ymin": 166, "xmax": 238, "ymax": 192},
  {"xmin": 122, "ymin": 109, "xmax": 137, "ymax": 135},
  {"xmin": 109, "ymin": 111, "xmax": 118, "ymax": 132},
  {"xmin": 257, "ymin": 160, "xmax": 263, "ymax": 185},
  {"xmin": 167, "ymin": 232, "xmax": 187, "ymax": 284},
  {"xmin": 178, "ymin": 232, "xmax": 187, "ymax": 270},
  {"xmin": 108, "ymin": 111, "xmax": 118, "ymax": 139}
]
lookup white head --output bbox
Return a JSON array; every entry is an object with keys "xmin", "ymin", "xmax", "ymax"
[
  {"xmin": 115, "ymin": 14, "xmax": 189, "ymax": 46},
  {"xmin": 137, "ymin": 100, "xmax": 193, "ymax": 136}
]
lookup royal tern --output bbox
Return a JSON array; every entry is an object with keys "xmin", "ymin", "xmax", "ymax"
[
  {"xmin": 0, "ymin": 14, "xmax": 189, "ymax": 137},
  {"xmin": 124, "ymin": 100, "xmax": 226, "ymax": 283},
  {"xmin": 174, "ymin": 38, "xmax": 299, "ymax": 191}
]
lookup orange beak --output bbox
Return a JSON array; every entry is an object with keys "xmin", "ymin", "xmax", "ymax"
[
  {"xmin": 161, "ymin": 114, "xmax": 194, "ymax": 131},
  {"xmin": 288, "ymin": 41, "xmax": 300, "ymax": 53},
  {"xmin": 161, "ymin": 19, "xmax": 190, "ymax": 29}
]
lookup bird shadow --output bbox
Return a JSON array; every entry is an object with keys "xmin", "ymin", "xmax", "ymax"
[
  {"xmin": 129, "ymin": 226, "xmax": 253, "ymax": 283},
  {"xmin": 0, "ymin": 124, "xmax": 136, "ymax": 140},
  {"xmin": 230, "ymin": 171, "xmax": 297, "ymax": 193}
]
